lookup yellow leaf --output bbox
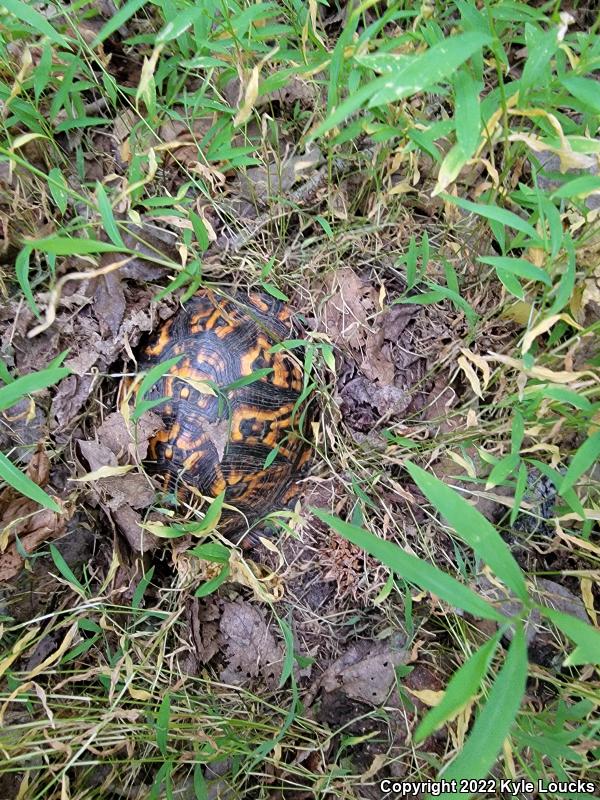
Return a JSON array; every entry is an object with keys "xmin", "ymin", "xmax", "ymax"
[
  {"xmin": 522, "ymin": 313, "xmax": 582, "ymax": 355},
  {"xmin": 502, "ymin": 301, "xmax": 533, "ymax": 325},
  {"xmin": 0, "ymin": 627, "xmax": 39, "ymax": 679},
  {"xmin": 180, "ymin": 376, "xmax": 217, "ymax": 396},
  {"xmin": 24, "ymin": 623, "xmax": 78, "ymax": 680},
  {"xmin": 128, "ymin": 686, "xmax": 153, "ymax": 701},
  {"xmin": 460, "ymin": 348, "xmax": 491, "ymax": 390},
  {"xmin": 234, "ymin": 65, "xmax": 260, "ymax": 126},
  {"xmin": 405, "ymin": 687, "xmax": 445, "ymax": 706},
  {"xmin": 457, "ymin": 355, "xmax": 483, "ymax": 398},
  {"xmin": 10, "ymin": 132, "xmax": 48, "ymax": 151},
  {"xmin": 580, "ymin": 577, "xmax": 597, "ymax": 626},
  {"xmin": 488, "ymin": 352, "xmax": 589, "ymax": 385},
  {"xmin": 71, "ymin": 464, "xmax": 135, "ymax": 482},
  {"xmin": 447, "ymin": 451, "xmax": 477, "ymax": 478}
]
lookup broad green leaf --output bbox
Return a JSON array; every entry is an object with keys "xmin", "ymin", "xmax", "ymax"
[
  {"xmin": 92, "ymin": 0, "xmax": 148, "ymax": 46},
  {"xmin": 187, "ymin": 542, "xmax": 231, "ymax": 563},
  {"xmin": 133, "ymin": 356, "xmax": 183, "ymax": 422},
  {"xmin": 312, "ymin": 510, "xmax": 506, "ymax": 622},
  {"xmin": 441, "ymin": 193, "xmax": 540, "ymax": 242},
  {"xmin": 261, "ymin": 283, "xmax": 289, "ymax": 302},
  {"xmin": 2, "ymin": 0, "xmax": 66, "ymax": 46},
  {"xmin": 436, "ymin": 627, "xmax": 528, "ymax": 797},
  {"xmin": 30, "ymin": 237, "xmax": 124, "ymax": 256},
  {"xmin": 0, "ymin": 366, "xmax": 70, "ymax": 412},
  {"xmin": 561, "ymin": 76, "xmax": 600, "ymax": 114},
  {"xmin": 478, "ymin": 256, "xmax": 551, "ymax": 286},
  {"xmin": 195, "ymin": 564, "xmax": 230, "ymax": 597},
  {"xmin": 559, "ymin": 431, "xmax": 600, "ymax": 495},
  {"xmin": 15, "ymin": 247, "xmax": 39, "ymax": 318},
  {"xmin": 540, "ymin": 607, "xmax": 600, "ymax": 666},
  {"xmin": 433, "ymin": 144, "xmax": 469, "ymax": 195},
  {"xmin": 551, "ymin": 174, "xmax": 600, "ymax": 200},
  {"xmin": 415, "ymin": 633, "xmax": 501, "ymax": 743},
  {"xmin": 547, "ymin": 234, "xmax": 575, "ymax": 315},
  {"xmin": 95, "ymin": 182, "xmax": 125, "ymax": 247},
  {"xmin": 132, "ymin": 565, "xmax": 155, "ymax": 609},
  {"xmin": 196, "ymin": 491, "xmax": 226, "ymax": 534},
  {"xmin": 47, "ymin": 167, "xmax": 69, "ymax": 215},
  {"xmin": 486, "ymin": 452, "xmax": 520, "ymax": 488},
  {"xmin": 526, "ymin": 385, "xmax": 592, "ymax": 411},
  {"xmin": 520, "ymin": 24, "xmax": 558, "ymax": 94},
  {"xmin": 454, "ymin": 67, "xmax": 481, "ymax": 156},
  {"xmin": 50, "ymin": 543, "xmax": 86, "ymax": 595},
  {"xmin": 156, "ymin": 8, "xmax": 205, "ymax": 43},
  {"xmin": 276, "ymin": 616, "xmax": 295, "ymax": 688},
  {"xmin": 405, "ymin": 462, "xmax": 528, "ymax": 602},
  {"xmin": 0, "ymin": 451, "xmax": 60, "ymax": 512},
  {"xmin": 368, "ymin": 33, "xmax": 491, "ymax": 106},
  {"xmin": 497, "ymin": 268, "xmax": 524, "ymax": 300}
]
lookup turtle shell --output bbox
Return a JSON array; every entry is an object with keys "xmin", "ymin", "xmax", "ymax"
[{"xmin": 138, "ymin": 289, "xmax": 311, "ymax": 539}]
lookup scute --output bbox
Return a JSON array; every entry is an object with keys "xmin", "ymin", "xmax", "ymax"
[{"xmin": 138, "ymin": 289, "xmax": 310, "ymax": 539}]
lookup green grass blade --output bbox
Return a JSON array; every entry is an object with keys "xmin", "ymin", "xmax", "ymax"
[
  {"xmin": 95, "ymin": 182, "xmax": 125, "ymax": 247},
  {"xmin": 156, "ymin": 692, "xmax": 171, "ymax": 756},
  {"xmin": 405, "ymin": 462, "xmax": 528, "ymax": 602},
  {"xmin": 2, "ymin": 0, "xmax": 67, "ymax": 46},
  {"xmin": 415, "ymin": 632, "xmax": 501, "ymax": 743},
  {"xmin": 50, "ymin": 543, "xmax": 87, "ymax": 596},
  {"xmin": 368, "ymin": 33, "xmax": 491, "ymax": 106},
  {"xmin": 559, "ymin": 431, "xmax": 600, "ymax": 496},
  {"xmin": 92, "ymin": 0, "xmax": 148, "ymax": 47},
  {"xmin": 30, "ymin": 237, "xmax": 125, "ymax": 255},
  {"xmin": 440, "ymin": 193, "xmax": 540, "ymax": 242},
  {"xmin": 0, "ymin": 451, "xmax": 60, "ymax": 512},
  {"xmin": 312, "ymin": 509, "xmax": 507, "ymax": 622},
  {"xmin": 539, "ymin": 607, "xmax": 600, "ymax": 666},
  {"xmin": 435, "ymin": 626, "xmax": 528, "ymax": 798},
  {"xmin": 0, "ymin": 366, "xmax": 70, "ymax": 412},
  {"xmin": 132, "ymin": 565, "xmax": 155, "ymax": 609},
  {"xmin": 15, "ymin": 247, "xmax": 40, "ymax": 318}
]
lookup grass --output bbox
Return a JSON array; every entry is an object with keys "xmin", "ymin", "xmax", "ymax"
[{"xmin": 1, "ymin": 0, "xmax": 600, "ymax": 798}]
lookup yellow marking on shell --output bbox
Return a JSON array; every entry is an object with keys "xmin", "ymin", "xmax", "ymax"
[
  {"xmin": 211, "ymin": 475, "xmax": 227, "ymax": 495},
  {"xmin": 204, "ymin": 307, "xmax": 224, "ymax": 330},
  {"xmin": 164, "ymin": 446, "xmax": 173, "ymax": 460},
  {"xmin": 214, "ymin": 324, "xmax": 236, "ymax": 339},
  {"xmin": 239, "ymin": 335, "xmax": 270, "ymax": 376},
  {"xmin": 230, "ymin": 404, "xmax": 294, "ymax": 446},
  {"xmin": 183, "ymin": 451, "xmax": 203, "ymax": 471},
  {"xmin": 180, "ymin": 386, "xmax": 190, "ymax": 400},
  {"xmin": 249, "ymin": 292, "xmax": 270, "ymax": 312},
  {"xmin": 145, "ymin": 318, "xmax": 174, "ymax": 357}
]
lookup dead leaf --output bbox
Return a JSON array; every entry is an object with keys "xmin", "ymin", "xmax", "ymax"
[
  {"xmin": 219, "ymin": 600, "xmax": 283, "ymax": 689},
  {"xmin": 112, "ymin": 505, "xmax": 159, "ymax": 553},
  {"xmin": 320, "ymin": 637, "xmax": 408, "ymax": 706}
]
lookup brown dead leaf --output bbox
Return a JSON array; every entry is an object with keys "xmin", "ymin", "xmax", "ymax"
[
  {"xmin": 219, "ymin": 600, "xmax": 283, "ymax": 689},
  {"xmin": 97, "ymin": 410, "xmax": 163, "ymax": 463},
  {"xmin": 77, "ymin": 440, "xmax": 118, "ymax": 472},
  {"xmin": 92, "ymin": 268, "xmax": 126, "ymax": 338},
  {"xmin": 112, "ymin": 505, "xmax": 159, "ymax": 553},
  {"xmin": 320, "ymin": 637, "xmax": 408, "ymax": 706}
]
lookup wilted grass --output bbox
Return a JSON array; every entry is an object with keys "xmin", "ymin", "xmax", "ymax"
[{"xmin": 1, "ymin": 0, "xmax": 600, "ymax": 798}]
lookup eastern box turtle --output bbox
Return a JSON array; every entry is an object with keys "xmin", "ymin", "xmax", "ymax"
[{"xmin": 136, "ymin": 289, "xmax": 311, "ymax": 543}]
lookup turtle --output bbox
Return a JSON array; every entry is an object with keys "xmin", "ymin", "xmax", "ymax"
[{"xmin": 135, "ymin": 289, "xmax": 312, "ymax": 544}]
